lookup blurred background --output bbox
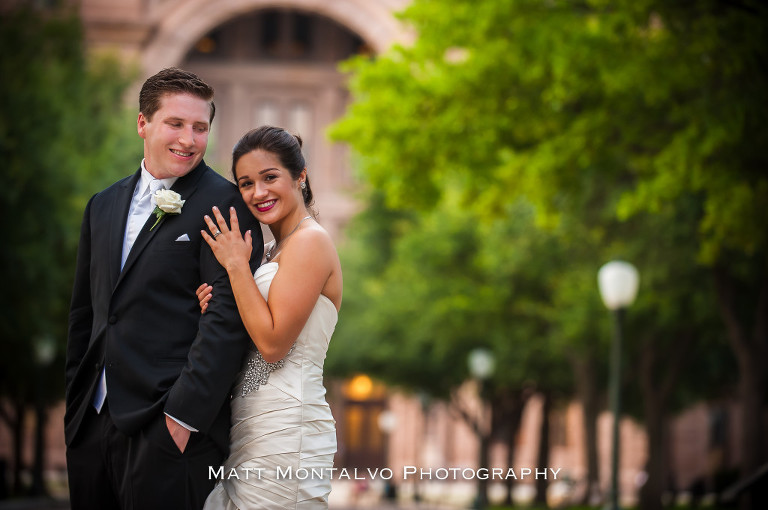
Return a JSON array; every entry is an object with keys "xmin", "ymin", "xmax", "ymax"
[{"xmin": 1, "ymin": 0, "xmax": 766, "ymax": 509}]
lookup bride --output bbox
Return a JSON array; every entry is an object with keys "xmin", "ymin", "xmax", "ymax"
[{"xmin": 198, "ymin": 125, "xmax": 342, "ymax": 509}]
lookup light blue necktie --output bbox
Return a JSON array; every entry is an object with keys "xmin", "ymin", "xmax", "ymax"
[{"xmin": 121, "ymin": 179, "xmax": 164, "ymax": 270}]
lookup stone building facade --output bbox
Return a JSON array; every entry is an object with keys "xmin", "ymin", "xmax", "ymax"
[{"xmin": 80, "ymin": 0, "xmax": 412, "ymax": 239}]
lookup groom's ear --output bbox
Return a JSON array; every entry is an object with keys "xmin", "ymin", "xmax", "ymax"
[{"xmin": 137, "ymin": 112, "xmax": 148, "ymax": 139}]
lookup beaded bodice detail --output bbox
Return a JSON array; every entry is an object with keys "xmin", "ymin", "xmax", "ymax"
[{"xmin": 240, "ymin": 345, "xmax": 294, "ymax": 396}]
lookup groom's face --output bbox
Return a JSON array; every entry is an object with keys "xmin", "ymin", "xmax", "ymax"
[{"xmin": 138, "ymin": 92, "xmax": 211, "ymax": 179}]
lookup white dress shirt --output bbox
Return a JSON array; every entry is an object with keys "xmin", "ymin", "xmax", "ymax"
[{"xmin": 120, "ymin": 162, "xmax": 178, "ymax": 269}]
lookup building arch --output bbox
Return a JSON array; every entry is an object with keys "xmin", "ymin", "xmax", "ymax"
[
  {"xmin": 142, "ymin": 0, "xmax": 405, "ymax": 73},
  {"xmin": 136, "ymin": 1, "xmax": 409, "ymax": 238}
]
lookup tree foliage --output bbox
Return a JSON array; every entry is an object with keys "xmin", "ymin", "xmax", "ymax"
[
  {"xmin": 0, "ymin": 6, "xmax": 139, "ymax": 483},
  {"xmin": 334, "ymin": 0, "xmax": 767, "ymax": 261},
  {"xmin": 328, "ymin": 192, "xmax": 574, "ymax": 397},
  {"xmin": 0, "ymin": 4, "xmax": 138, "ymax": 392},
  {"xmin": 330, "ymin": 0, "xmax": 750, "ymax": 399},
  {"xmin": 329, "ymin": 0, "xmax": 761, "ymax": 505}
]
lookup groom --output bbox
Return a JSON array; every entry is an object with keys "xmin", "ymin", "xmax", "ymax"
[{"xmin": 64, "ymin": 68, "xmax": 262, "ymax": 509}]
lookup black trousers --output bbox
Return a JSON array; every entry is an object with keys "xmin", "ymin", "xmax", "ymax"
[{"xmin": 66, "ymin": 403, "xmax": 225, "ymax": 510}]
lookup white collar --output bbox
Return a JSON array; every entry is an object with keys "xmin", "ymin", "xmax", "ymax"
[{"xmin": 139, "ymin": 159, "xmax": 179, "ymax": 195}]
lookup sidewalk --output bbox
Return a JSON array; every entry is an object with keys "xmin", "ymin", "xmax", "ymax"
[
  {"xmin": 328, "ymin": 480, "xmax": 469, "ymax": 510},
  {"xmin": 0, "ymin": 497, "xmax": 462, "ymax": 510},
  {"xmin": 0, "ymin": 499, "xmax": 68, "ymax": 510},
  {"xmin": 0, "ymin": 500, "xmax": 459, "ymax": 510},
  {"xmin": 0, "ymin": 480, "xmax": 467, "ymax": 510}
]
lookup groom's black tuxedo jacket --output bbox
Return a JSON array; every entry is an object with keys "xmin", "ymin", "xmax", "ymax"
[{"xmin": 64, "ymin": 160, "xmax": 262, "ymax": 453}]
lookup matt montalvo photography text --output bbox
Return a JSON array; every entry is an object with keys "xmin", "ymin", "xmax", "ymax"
[{"xmin": 210, "ymin": 465, "xmax": 562, "ymax": 481}]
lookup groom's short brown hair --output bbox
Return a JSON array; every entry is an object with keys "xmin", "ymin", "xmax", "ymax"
[{"xmin": 139, "ymin": 67, "xmax": 215, "ymax": 123}]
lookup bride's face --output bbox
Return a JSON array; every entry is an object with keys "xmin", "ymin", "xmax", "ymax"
[{"xmin": 235, "ymin": 149, "xmax": 305, "ymax": 225}]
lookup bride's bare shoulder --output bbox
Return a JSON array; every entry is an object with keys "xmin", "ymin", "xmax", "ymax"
[{"xmin": 281, "ymin": 224, "xmax": 337, "ymax": 263}]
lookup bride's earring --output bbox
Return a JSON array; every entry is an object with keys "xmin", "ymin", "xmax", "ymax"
[{"xmin": 300, "ymin": 181, "xmax": 306, "ymax": 190}]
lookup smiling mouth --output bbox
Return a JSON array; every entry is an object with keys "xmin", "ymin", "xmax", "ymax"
[
  {"xmin": 170, "ymin": 149, "xmax": 193, "ymax": 157},
  {"xmin": 256, "ymin": 200, "xmax": 276, "ymax": 212}
]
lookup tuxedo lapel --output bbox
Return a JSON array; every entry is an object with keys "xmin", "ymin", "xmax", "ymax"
[
  {"xmin": 114, "ymin": 162, "xmax": 207, "ymax": 289},
  {"xmin": 110, "ymin": 169, "xmax": 141, "ymax": 290}
]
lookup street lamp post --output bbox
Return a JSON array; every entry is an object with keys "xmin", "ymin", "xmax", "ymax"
[
  {"xmin": 468, "ymin": 348, "xmax": 495, "ymax": 510},
  {"xmin": 597, "ymin": 261, "xmax": 639, "ymax": 510},
  {"xmin": 377, "ymin": 410, "xmax": 398, "ymax": 501}
]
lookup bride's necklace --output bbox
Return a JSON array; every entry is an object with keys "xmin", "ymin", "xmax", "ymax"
[{"xmin": 265, "ymin": 215, "xmax": 312, "ymax": 262}]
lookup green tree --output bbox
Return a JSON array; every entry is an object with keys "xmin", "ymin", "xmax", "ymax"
[
  {"xmin": 331, "ymin": 0, "xmax": 762, "ymax": 508},
  {"xmin": 327, "ymin": 193, "xmax": 573, "ymax": 505},
  {"xmin": 613, "ymin": 201, "xmax": 735, "ymax": 510},
  {"xmin": 0, "ymin": 6, "xmax": 138, "ymax": 495}
]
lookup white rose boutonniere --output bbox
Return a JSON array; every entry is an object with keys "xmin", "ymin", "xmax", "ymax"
[{"xmin": 150, "ymin": 189, "xmax": 185, "ymax": 231}]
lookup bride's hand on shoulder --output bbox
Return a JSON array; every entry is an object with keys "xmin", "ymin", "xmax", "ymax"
[
  {"xmin": 201, "ymin": 206, "xmax": 253, "ymax": 271},
  {"xmin": 196, "ymin": 283, "xmax": 212, "ymax": 314}
]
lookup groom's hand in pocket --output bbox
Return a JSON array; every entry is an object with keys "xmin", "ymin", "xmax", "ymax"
[{"xmin": 165, "ymin": 415, "xmax": 191, "ymax": 453}]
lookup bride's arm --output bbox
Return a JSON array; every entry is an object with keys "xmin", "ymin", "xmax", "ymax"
[
  {"xmin": 227, "ymin": 231, "xmax": 333, "ymax": 362},
  {"xmin": 202, "ymin": 207, "xmax": 334, "ymax": 362}
]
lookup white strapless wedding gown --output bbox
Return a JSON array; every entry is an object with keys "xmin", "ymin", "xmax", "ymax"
[{"xmin": 204, "ymin": 262, "xmax": 337, "ymax": 509}]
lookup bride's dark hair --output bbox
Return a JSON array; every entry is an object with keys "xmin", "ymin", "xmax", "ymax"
[{"xmin": 232, "ymin": 125, "xmax": 315, "ymax": 212}]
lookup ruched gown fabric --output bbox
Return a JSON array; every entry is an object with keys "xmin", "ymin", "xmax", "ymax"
[{"xmin": 204, "ymin": 262, "xmax": 337, "ymax": 509}]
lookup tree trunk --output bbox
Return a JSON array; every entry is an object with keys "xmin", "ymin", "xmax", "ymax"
[
  {"xmin": 638, "ymin": 328, "xmax": 694, "ymax": 510},
  {"xmin": 12, "ymin": 400, "xmax": 25, "ymax": 496},
  {"xmin": 502, "ymin": 413, "xmax": 518, "ymax": 506},
  {"xmin": 573, "ymin": 355, "xmax": 601, "ymax": 505},
  {"xmin": 713, "ymin": 268, "xmax": 768, "ymax": 510},
  {"xmin": 639, "ymin": 382, "xmax": 665, "ymax": 510},
  {"xmin": 31, "ymin": 398, "xmax": 48, "ymax": 497},
  {"xmin": 477, "ymin": 432, "xmax": 491, "ymax": 509},
  {"xmin": 502, "ymin": 396, "xmax": 526, "ymax": 505},
  {"xmin": 491, "ymin": 389, "xmax": 530, "ymax": 506},
  {"xmin": 734, "ymin": 354, "xmax": 768, "ymax": 509},
  {"xmin": 450, "ymin": 384, "xmax": 494, "ymax": 510},
  {"xmin": 0, "ymin": 401, "xmax": 15, "ymax": 497},
  {"xmin": 534, "ymin": 391, "xmax": 551, "ymax": 506}
]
